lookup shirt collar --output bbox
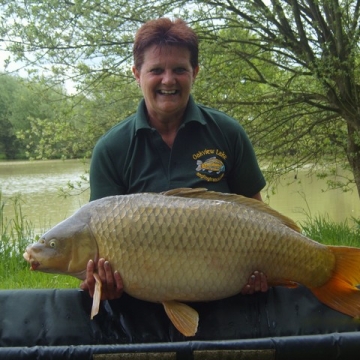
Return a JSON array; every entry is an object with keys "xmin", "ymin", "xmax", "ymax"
[{"xmin": 134, "ymin": 95, "xmax": 206, "ymax": 133}]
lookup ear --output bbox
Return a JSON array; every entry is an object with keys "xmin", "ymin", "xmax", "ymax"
[
  {"xmin": 132, "ymin": 65, "xmax": 140, "ymax": 83},
  {"xmin": 192, "ymin": 65, "xmax": 200, "ymax": 81}
]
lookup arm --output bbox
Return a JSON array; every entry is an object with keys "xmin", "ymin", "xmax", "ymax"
[{"xmin": 89, "ymin": 136, "xmax": 127, "ymax": 201}]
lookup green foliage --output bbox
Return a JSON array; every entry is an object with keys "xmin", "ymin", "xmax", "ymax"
[
  {"xmin": 0, "ymin": 73, "xmax": 69, "ymax": 159},
  {"xmin": 75, "ymin": 74, "xmax": 142, "ymax": 151},
  {"xmin": 13, "ymin": 73, "xmax": 141, "ymax": 160},
  {"xmin": 17, "ymin": 117, "xmax": 80, "ymax": 159},
  {"xmin": 0, "ymin": 74, "xmax": 24, "ymax": 158}
]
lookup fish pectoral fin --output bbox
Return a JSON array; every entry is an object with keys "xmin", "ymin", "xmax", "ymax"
[
  {"xmin": 162, "ymin": 300, "xmax": 199, "ymax": 337},
  {"xmin": 90, "ymin": 273, "xmax": 102, "ymax": 319}
]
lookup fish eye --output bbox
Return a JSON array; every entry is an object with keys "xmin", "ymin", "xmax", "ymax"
[{"xmin": 49, "ymin": 240, "xmax": 56, "ymax": 248}]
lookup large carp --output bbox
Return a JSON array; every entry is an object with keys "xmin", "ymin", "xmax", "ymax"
[{"xmin": 23, "ymin": 188, "xmax": 360, "ymax": 336}]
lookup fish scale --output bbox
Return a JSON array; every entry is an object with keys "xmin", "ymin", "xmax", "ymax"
[
  {"xmin": 24, "ymin": 188, "xmax": 360, "ymax": 337},
  {"xmin": 84, "ymin": 194, "xmax": 326, "ymax": 301}
]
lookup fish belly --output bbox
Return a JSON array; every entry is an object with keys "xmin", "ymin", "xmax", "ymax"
[{"xmin": 89, "ymin": 194, "xmax": 335, "ymax": 303}]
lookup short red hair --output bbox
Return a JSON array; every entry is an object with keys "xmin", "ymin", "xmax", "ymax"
[{"xmin": 133, "ymin": 18, "xmax": 199, "ymax": 70}]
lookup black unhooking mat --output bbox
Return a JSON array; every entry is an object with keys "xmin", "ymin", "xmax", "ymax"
[{"xmin": 0, "ymin": 286, "xmax": 359, "ymax": 359}]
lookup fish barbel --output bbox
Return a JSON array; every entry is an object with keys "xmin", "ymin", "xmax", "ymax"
[{"xmin": 23, "ymin": 188, "xmax": 360, "ymax": 336}]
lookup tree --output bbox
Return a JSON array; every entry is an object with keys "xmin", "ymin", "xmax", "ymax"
[
  {"xmin": 0, "ymin": 74, "xmax": 19, "ymax": 158},
  {"xmin": 191, "ymin": 1, "xmax": 360, "ymax": 195},
  {"xmin": 0, "ymin": 73, "xmax": 72, "ymax": 159},
  {"xmin": 17, "ymin": 75, "xmax": 141, "ymax": 160},
  {"xmin": 1, "ymin": 0, "xmax": 359, "ymax": 195}
]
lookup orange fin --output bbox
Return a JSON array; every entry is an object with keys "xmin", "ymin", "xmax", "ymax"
[
  {"xmin": 91, "ymin": 273, "xmax": 102, "ymax": 319},
  {"xmin": 311, "ymin": 246, "xmax": 360, "ymax": 318},
  {"xmin": 162, "ymin": 300, "xmax": 199, "ymax": 336}
]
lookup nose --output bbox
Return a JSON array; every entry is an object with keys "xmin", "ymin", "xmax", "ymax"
[{"xmin": 161, "ymin": 70, "xmax": 176, "ymax": 85}]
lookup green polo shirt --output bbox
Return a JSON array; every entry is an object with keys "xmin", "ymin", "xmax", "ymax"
[{"xmin": 89, "ymin": 95, "xmax": 265, "ymax": 201}]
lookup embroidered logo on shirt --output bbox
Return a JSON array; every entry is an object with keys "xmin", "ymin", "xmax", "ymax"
[{"xmin": 192, "ymin": 149, "xmax": 227, "ymax": 182}]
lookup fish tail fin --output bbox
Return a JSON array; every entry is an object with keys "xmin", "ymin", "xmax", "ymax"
[
  {"xmin": 163, "ymin": 301, "xmax": 199, "ymax": 336},
  {"xmin": 311, "ymin": 246, "xmax": 360, "ymax": 318}
]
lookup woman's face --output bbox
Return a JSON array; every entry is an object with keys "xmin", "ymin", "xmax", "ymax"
[{"xmin": 132, "ymin": 45, "xmax": 199, "ymax": 123}]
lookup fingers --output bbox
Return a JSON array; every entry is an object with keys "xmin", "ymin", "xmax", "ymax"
[
  {"xmin": 241, "ymin": 271, "xmax": 268, "ymax": 295},
  {"xmin": 80, "ymin": 259, "xmax": 96, "ymax": 297},
  {"xmin": 259, "ymin": 272, "xmax": 269, "ymax": 292},
  {"xmin": 113, "ymin": 270, "xmax": 124, "ymax": 299},
  {"xmin": 101, "ymin": 260, "xmax": 124, "ymax": 300},
  {"xmin": 80, "ymin": 258, "xmax": 124, "ymax": 300},
  {"xmin": 97, "ymin": 258, "xmax": 107, "ymax": 287}
]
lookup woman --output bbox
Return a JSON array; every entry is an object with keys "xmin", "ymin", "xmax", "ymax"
[{"xmin": 81, "ymin": 18, "xmax": 268, "ymax": 301}]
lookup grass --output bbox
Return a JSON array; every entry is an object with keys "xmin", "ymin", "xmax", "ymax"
[
  {"xmin": 1, "ymin": 192, "xmax": 359, "ymax": 290},
  {"xmin": 301, "ymin": 215, "xmax": 360, "ymax": 247},
  {"xmin": 0, "ymin": 192, "xmax": 80, "ymax": 289}
]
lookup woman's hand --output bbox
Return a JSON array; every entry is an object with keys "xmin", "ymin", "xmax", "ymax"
[
  {"xmin": 80, "ymin": 258, "xmax": 124, "ymax": 300},
  {"xmin": 241, "ymin": 271, "xmax": 268, "ymax": 295}
]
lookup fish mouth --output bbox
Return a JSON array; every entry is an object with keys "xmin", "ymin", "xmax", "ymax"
[
  {"xmin": 23, "ymin": 251, "xmax": 40, "ymax": 271},
  {"xmin": 29, "ymin": 260, "xmax": 41, "ymax": 271}
]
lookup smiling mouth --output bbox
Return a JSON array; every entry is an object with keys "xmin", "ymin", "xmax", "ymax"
[{"xmin": 158, "ymin": 90, "xmax": 178, "ymax": 95}]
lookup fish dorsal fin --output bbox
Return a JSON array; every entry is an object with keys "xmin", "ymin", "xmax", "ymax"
[
  {"xmin": 162, "ymin": 188, "xmax": 301, "ymax": 233},
  {"xmin": 162, "ymin": 300, "xmax": 199, "ymax": 337}
]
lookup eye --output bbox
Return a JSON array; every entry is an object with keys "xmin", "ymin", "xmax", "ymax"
[
  {"xmin": 150, "ymin": 68, "xmax": 163, "ymax": 75},
  {"xmin": 49, "ymin": 240, "xmax": 56, "ymax": 248},
  {"xmin": 174, "ymin": 68, "xmax": 186, "ymax": 74}
]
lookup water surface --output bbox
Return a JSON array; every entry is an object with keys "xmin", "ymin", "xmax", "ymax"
[{"xmin": 1, "ymin": 160, "xmax": 89, "ymax": 233}]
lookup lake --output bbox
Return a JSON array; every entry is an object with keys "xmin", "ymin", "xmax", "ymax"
[
  {"xmin": 0, "ymin": 159, "xmax": 359, "ymax": 235},
  {"xmin": 0, "ymin": 160, "xmax": 90, "ymax": 233}
]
